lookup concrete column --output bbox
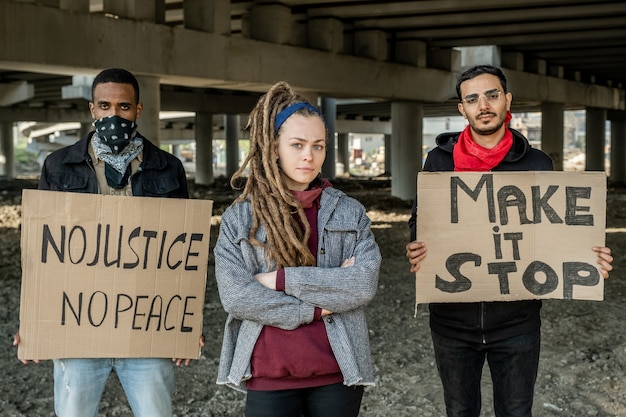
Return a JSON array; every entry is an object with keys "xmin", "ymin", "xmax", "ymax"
[
  {"xmin": 321, "ymin": 98, "xmax": 337, "ymax": 179},
  {"xmin": 501, "ymin": 51, "xmax": 524, "ymax": 71},
  {"xmin": 384, "ymin": 134, "xmax": 391, "ymax": 175},
  {"xmin": 541, "ymin": 102, "xmax": 565, "ymax": 171},
  {"xmin": 354, "ymin": 30, "xmax": 387, "ymax": 61},
  {"xmin": 336, "ymin": 132, "xmax": 349, "ymax": 176},
  {"xmin": 59, "ymin": 0, "xmax": 89, "ymax": 12},
  {"xmin": 391, "ymin": 102, "xmax": 423, "ymax": 201},
  {"xmin": 249, "ymin": 4, "xmax": 292, "ymax": 44},
  {"xmin": 585, "ymin": 107, "xmax": 607, "ymax": 171},
  {"xmin": 62, "ymin": 76, "xmax": 93, "ymax": 101},
  {"xmin": 225, "ymin": 114, "xmax": 240, "ymax": 178},
  {"xmin": 307, "ymin": 18, "xmax": 343, "ymax": 53},
  {"xmin": 429, "ymin": 48, "xmax": 461, "ymax": 72},
  {"xmin": 1, "ymin": 122, "xmax": 15, "ymax": 179},
  {"xmin": 103, "ymin": 0, "xmax": 157, "ymax": 21},
  {"xmin": 609, "ymin": 117, "xmax": 626, "ymax": 184},
  {"xmin": 460, "ymin": 45, "xmax": 501, "ymax": 68},
  {"xmin": 184, "ymin": 0, "xmax": 230, "ymax": 34},
  {"xmin": 154, "ymin": 0, "xmax": 165, "ymax": 24},
  {"xmin": 394, "ymin": 40, "xmax": 427, "ymax": 67},
  {"xmin": 135, "ymin": 75, "xmax": 160, "ymax": 147},
  {"xmin": 527, "ymin": 59, "xmax": 547, "ymax": 76},
  {"xmin": 194, "ymin": 112, "xmax": 214, "ymax": 185}
]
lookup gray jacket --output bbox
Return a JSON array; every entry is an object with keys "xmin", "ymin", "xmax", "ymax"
[{"xmin": 214, "ymin": 186, "xmax": 381, "ymax": 391}]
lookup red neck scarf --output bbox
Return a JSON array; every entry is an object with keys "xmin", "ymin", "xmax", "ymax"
[{"xmin": 453, "ymin": 112, "xmax": 513, "ymax": 172}]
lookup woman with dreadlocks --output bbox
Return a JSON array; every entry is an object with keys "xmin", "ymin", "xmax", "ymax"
[{"xmin": 214, "ymin": 81, "xmax": 381, "ymax": 417}]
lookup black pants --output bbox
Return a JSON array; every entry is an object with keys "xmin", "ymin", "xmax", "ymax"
[
  {"xmin": 245, "ymin": 383, "xmax": 365, "ymax": 417},
  {"xmin": 431, "ymin": 329, "xmax": 541, "ymax": 417}
]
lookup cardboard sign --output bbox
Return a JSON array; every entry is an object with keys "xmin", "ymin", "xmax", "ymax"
[
  {"xmin": 18, "ymin": 190, "xmax": 213, "ymax": 360},
  {"xmin": 416, "ymin": 171, "xmax": 606, "ymax": 305}
]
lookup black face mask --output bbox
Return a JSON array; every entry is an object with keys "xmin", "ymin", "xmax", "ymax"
[{"xmin": 93, "ymin": 115, "xmax": 137, "ymax": 155}]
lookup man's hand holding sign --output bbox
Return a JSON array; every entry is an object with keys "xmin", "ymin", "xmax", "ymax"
[
  {"xmin": 17, "ymin": 190, "xmax": 212, "ymax": 361},
  {"xmin": 409, "ymin": 171, "xmax": 612, "ymax": 304},
  {"xmin": 405, "ymin": 65, "xmax": 614, "ymax": 417}
]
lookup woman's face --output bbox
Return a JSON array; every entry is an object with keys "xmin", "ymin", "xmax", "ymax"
[{"xmin": 276, "ymin": 114, "xmax": 326, "ymax": 191}]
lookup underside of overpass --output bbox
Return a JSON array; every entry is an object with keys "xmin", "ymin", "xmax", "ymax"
[{"xmin": 1, "ymin": 0, "xmax": 625, "ymax": 196}]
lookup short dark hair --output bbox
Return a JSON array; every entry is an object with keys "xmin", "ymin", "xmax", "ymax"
[
  {"xmin": 456, "ymin": 65, "xmax": 507, "ymax": 100},
  {"xmin": 91, "ymin": 68, "xmax": 140, "ymax": 104}
]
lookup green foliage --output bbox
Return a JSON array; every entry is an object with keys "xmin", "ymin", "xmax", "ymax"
[{"xmin": 14, "ymin": 145, "xmax": 38, "ymax": 165}]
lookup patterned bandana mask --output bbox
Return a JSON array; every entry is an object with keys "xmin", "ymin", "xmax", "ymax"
[
  {"xmin": 93, "ymin": 115, "xmax": 137, "ymax": 154},
  {"xmin": 91, "ymin": 115, "xmax": 144, "ymax": 189}
]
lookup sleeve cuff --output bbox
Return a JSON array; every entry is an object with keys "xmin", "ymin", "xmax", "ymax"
[{"xmin": 276, "ymin": 268, "xmax": 286, "ymax": 291}]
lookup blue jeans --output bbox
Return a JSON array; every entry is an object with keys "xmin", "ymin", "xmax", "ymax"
[
  {"xmin": 431, "ymin": 330, "xmax": 540, "ymax": 417},
  {"xmin": 245, "ymin": 383, "xmax": 364, "ymax": 417},
  {"xmin": 53, "ymin": 358, "xmax": 175, "ymax": 417}
]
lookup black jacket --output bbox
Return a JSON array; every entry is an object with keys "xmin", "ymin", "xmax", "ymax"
[
  {"xmin": 38, "ymin": 131, "xmax": 189, "ymax": 198},
  {"xmin": 410, "ymin": 129, "xmax": 553, "ymax": 344}
]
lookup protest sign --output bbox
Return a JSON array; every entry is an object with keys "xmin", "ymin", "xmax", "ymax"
[
  {"xmin": 18, "ymin": 190, "xmax": 213, "ymax": 360},
  {"xmin": 416, "ymin": 171, "xmax": 606, "ymax": 305}
]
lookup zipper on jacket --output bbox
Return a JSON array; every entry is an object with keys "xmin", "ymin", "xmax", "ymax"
[
  {"xmin": 129, "ymin": 163, "xmax": 142, "ymax": 191},
  {"xmin": 480, "ymin": 302, "xmax": 486, "ymax": 344}
]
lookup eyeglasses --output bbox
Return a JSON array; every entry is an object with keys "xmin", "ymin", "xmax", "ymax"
[{"xmin": 461, "ymin": 90, "xmax": 502, "ymax": 106}]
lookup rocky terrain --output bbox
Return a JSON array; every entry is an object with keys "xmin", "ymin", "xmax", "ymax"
[{"xmin": 0, "ymin": 177, "xmax": 625, "ymax": 416}]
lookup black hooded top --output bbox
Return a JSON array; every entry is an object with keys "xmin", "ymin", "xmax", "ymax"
[{"xmin": 410, "ymin": 128, "xmax": 554, "ymax": 344}]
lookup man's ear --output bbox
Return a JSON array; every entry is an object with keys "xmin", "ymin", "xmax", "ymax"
[
  {"xmin": 505, "ymin": 92, "xmax": 513, "ymax": 112},
  {"xmin": 457, "ymin": 102, "xmax": 467, "ymax": 119},
  {"xmin": 136, "ymin": 102, "xmax": 143, "ymax": 119}
]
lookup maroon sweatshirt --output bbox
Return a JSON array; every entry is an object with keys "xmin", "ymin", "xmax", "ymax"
[{"xmin": 247, "ymin": 185, "xmax": 343, "ymax": 391}]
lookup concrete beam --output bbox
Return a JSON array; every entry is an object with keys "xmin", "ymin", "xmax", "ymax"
[
  {"xmin": 0, "ymin": 1, "xmax": 622, "ymax": 110},
  {"xmin": 503, "ymin": 69, "xmax": 624, "ymax": 109},
  {"xmin": 0, "ymin": 81, "xmax": 35, "ymax": 106},
  {"xmin": 160, "ymin": 90, "xmax": 260, "ymax": 114},
  {"xmin": 0, "ymin": 1, "xmax": 456, "ymax": 103},
  {"xmin": 0, "ymin": 107, "xmax": 91, "ymax": 123},
  {"xmin": 336, "ymin": 119, "xmax": 391, "ymax": 135}
]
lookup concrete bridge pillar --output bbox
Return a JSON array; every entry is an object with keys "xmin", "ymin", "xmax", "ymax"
[{"xmin": 391, "ymin": 101, "xmax": 423, "ymax": 201}]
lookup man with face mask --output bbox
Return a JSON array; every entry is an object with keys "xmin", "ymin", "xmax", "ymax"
[
  {"xmin": 39, "ymin": 68, "xmax": 188, "ymax": 198},
  {"xmin": 14, "ymin": 68, "xmax": 198, "ymax": 417}
]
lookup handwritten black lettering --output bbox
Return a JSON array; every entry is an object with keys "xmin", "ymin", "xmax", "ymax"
[
  {"xmin": 497, "ymin": 185, "xmax": 532, "ymax": 225},
  {"xmin": 562, "ymin": 262, "xmax": 600, "ymax": 298},
  {"xmin": 62, "ymin": 291, "xmax": 196, "ymax": 333},
  {"xmin": 487, "ymin": 262, "xmax": 518, "ymax": 294},
  {"xmin": 180, "ymin": 296, "xmax": 196, "ymax": 333},
  {"xmin": 42, "ymin": 224, "xmax": 65, "ymax": 263},
  {"xmin": 522, "ymin": 261, "xmax": 559, "ymax": 295},
  {"xmin": 449, "ymin": 174, "xmax": 594, "ymax": 227},
  {"xmin": 437, "ymin": 254, "xmax": 600, "ymax": 299},
  {"xmin": 436, "ymin": 252, "xmax": 479, "ymax": 293},
  {"xmin": 531, "ymin": 185, "xmax": 562, "ymax": 224},
  {"xmin": 565, "ymin": 187, "xmax": 594, "ymax": 226},
  {"xmin": 450, "ymin": 174, "xmax": 495, "ymax": 223},
  {"xmin": 40, "ymin": 224, "xmax": 206, "ymax": 271}
]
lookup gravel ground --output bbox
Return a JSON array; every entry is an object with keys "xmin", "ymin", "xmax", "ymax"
[{"xmin": 0, "ymin": 178, "xmax": 625, "ymax": 417}]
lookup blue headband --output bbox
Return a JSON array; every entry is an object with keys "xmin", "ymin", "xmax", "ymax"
[{"xmin": 274, "ymin": 102, "xmax": 322, "ymax": 133}]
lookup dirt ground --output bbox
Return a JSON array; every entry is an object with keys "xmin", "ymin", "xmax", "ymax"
[{"xmin": 0, "ymin": 177, "xmax": 625, "ymax": 417}]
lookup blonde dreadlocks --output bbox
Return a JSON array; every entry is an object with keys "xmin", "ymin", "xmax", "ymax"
[{"xmin": 231, "ymin": 81, "xmax": 325, "ymax": 269}]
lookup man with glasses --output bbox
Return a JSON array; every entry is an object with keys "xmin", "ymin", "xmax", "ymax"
[{"xmin": 405, "ymin": 65, "xmax": 613, "ymax": 416}]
